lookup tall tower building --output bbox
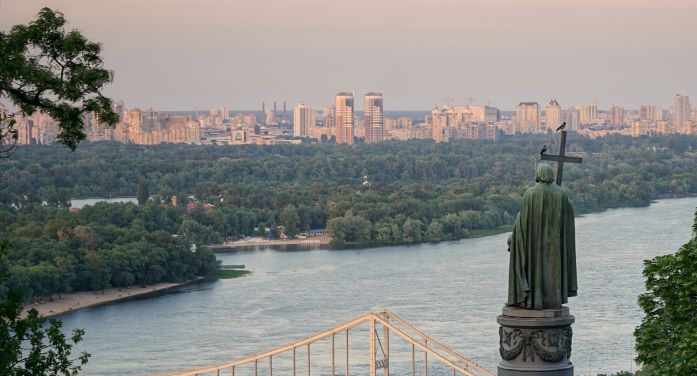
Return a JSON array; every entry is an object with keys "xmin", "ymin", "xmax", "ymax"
[
  {"xmin": 16, "ymin": 118, "xmax": 34, "ymax": 145},
  {"xmin": 364, "ymin": 92, "xmax": 384, "ymax": 143},
  {"xmin": 640, "ymin": 105, "xmax": 662, "ymax": 122},
  {"xmin": 142, "ymin": 108, "xmax": 158, "ymax": 131},
  {"xmin": 431, "ymin": 107, "xmax": 449, "ymax": 142},
  {"xmin": 674, "ymin": 94, "xmax": 691, "ymax": 134},
  {"xmin": 610, "ymin": 105, "xmax": 624, "ymax": 125},
  {"xmin": 515, "ymin": 102, "xmax": 540, "ymax": 133},
  {"xmin": 335, "ymin": 92, "xmax": 354, "ymax": 144},
  {"xmin": 576, "ymin": 104, "xmax": 597, "ymax": 125},
  {"xmin": 124, "ymin": 108, "xmax": 143, "ymax": 132},
  {"xmin": 293, "ymin": 102, "xmax": 315, "ymax": 137},
  {"xmin": 545, "ymin": 99, "xmax": 561, "ymax": 132},
  {"xmin": 561, "ymin": 108, "xmax": 580, "ymax": 131}
]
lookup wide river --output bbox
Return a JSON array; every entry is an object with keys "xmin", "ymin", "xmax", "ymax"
[{"xmin": 59, "ymin": 198, "xmax": 697, "ymax": 375}]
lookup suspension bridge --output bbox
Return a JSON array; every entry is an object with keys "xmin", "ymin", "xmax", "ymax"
[{"xmin": 164, "ymin": 309, "xmax": 494, "ymax": 376}]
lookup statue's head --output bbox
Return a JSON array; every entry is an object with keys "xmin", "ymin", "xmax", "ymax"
[{"xmin": 535, "ymin": 163, "xmax": 555, "ymax": 184}]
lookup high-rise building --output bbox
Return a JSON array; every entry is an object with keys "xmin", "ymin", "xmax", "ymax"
[
  {"xmin": 610, "ymin": 105, "xmax": 624, "ymax": 125},
  {"xmin": 16, "ymin": 118, "xmax": 34, "ymax": 145},
  {"xmin": 364, "ymin": 92, "xmax": 384, "ymax": 143},
  {"xmin": 561, "ymin": 108, "xmax": 580, "ymax": 131},
  {"xmin": 445, "ymin": 105, "xmax": 500, "ymax": 124},
  {"xmin": 631, "ymin": 120, "xmax": 651, "ymax": 137},
  {"xmin": 431, "ymin": 107, "xmax": 450, "ymax": 142},
  {"xmin": 674, "ymin": 94, "xmax": 691, "ymax": 134},
  {"xmin": 639, "ymin": 105, "xmax": 662, "ymax": 122},
  {"xmin": 576, "ymin": 104, "xmax": 598, "ymax": 125},
  {"xmin": 515, "ymin": 102, "xmax": 540, "ymax": 133},
  {"xmin": 322, "ymin": 105, "xmax": 335, "ymax": 129},
  {"xmin": 142, "ymin": 108, "xmax": 158, "ymax": 131},
  {"xmin": 113, "ymin": 101, "xmax": 125, "ymax": 119},
  {"xmin": 657, "ymin": 120, "xmax": 672, "ymax": 134},
  {"xmin": 124, "ymin": 108, "xmax": 143, "ymax": 132},
  {"xmin": 545, "ymin": 99, "xmax": 561, "ymax": 132},
  {"xmin": 397, "ymin": 116, "xmax": 413, "ymax": 129},
  {"xmin": 335, "ymin": 92, "xmax": 354, "ymax": 144},
  {"xmin": 293, "ymin": 102, "xmax": 315, "ymax": 137}
]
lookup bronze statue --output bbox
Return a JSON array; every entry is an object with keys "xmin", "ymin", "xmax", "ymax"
[{"xmin": 506, "ymin": 163, "xmax": 577, "ymax": 309}]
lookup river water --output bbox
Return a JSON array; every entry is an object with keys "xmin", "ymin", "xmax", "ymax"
[
  {"xmin": 70, "ymin": 197, "xmax": 138, "ymax": 209},
  {"xmin": 58, "ymin": 198, "xmax": 697, "ymax": 375}
]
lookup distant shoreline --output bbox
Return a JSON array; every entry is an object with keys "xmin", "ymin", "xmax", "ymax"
[
  {"xmin": 24, "ymin": 278, "xmax": 204, "ymax": 319},
  {"xmin": 209, "ymin": 235, "xmax": 332, "ymax": 250},
  {"xmin": 208, "ymin": 227, "xmax": 514, "ymax": 252}
]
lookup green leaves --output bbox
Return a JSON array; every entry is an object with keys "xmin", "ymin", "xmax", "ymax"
[
  {"xmin": 0, "ymin": 7, "xmax": 118, "ymax": 151},
  {"xmin": 1, "ymin": 261, "xmax": 89, "ymax": 375},
  {"xmin": 635, "ymin": 211, "xmax": 697, "ymax": 375}
]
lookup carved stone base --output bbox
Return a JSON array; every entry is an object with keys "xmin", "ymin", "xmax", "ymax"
[{"xmin": 497, "ymin": 306, "xmax": 574, "ymax": 376}]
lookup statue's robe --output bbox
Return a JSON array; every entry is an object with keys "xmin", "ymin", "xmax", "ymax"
[{"xmin": 507, "ymin": 182, "xmax": 577, "ymax": 309}]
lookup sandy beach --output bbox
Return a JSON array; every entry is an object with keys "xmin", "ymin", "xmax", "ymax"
[
  {"xmin": 23, "ymin": 279, "xmax": 201, "ymax": 318},
  {"xmin": 209, "ymin": 235, "xmax": 332, "ymax": 250}
]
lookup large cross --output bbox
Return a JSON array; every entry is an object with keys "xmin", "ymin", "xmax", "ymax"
[{"xmin": 540, "ymin": 130, "xmax": 582, "ymax": 186}]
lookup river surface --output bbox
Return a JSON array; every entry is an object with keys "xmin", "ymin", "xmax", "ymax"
[
  {"xmin": 58, "ymin": 198, "xmax": 697, "ymax": 375},
  {"xmin": 70, "ymin": 197, "xmax": 138, "ymax": 209}
]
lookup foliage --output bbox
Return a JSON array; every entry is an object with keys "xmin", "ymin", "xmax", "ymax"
[
  {"xmin": 0, "ymin": 202, "xmax": 220, "ymax": 301},
  {"xmin": 0, "ymin": 243, "xmax": 89, "ymax": 375},
  {"xmin": 1, "ymin": 135, "xmax": 696, "ymax": 295},
  {"xmin": 2, "ymin": 135, "xmax": 697, "ymax": 248},
  {"xmin": 137, "ymin": 182, "xmax": 149, "ymax": 205},
  {"xmin": 0, "ymin": 7, "xmax": 118, "ymax": 153},
  {"xmin": 634, "ymin": 209, "xmax": 697, "ymax": 375},
  {"xmin": 597, "ymin": 367, "xmax": 655, "ymax": 376},
  {"xmin": 209, "ymin": 269, "xmax": 250, "ymax": 280},
  {"xmin": 0, "ymin": 291, "xmax": 89, "ymax": 375}
]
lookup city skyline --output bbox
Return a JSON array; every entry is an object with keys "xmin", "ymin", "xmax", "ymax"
[
  {"xmin": 14, "ymin": 91, "xmax": 695, "ymax": 147},
  {"xmin": 2, "ymin": 0, "xmax": 696, "ymax": 110}
]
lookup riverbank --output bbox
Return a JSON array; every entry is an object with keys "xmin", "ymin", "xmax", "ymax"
[
  {"xmin": 209, "ymin": 227, "xmax": 516, "ymax": 251},
  {"xmin": 23, "ymin": 278, "xmax": 204, "ymax": 319},
  {"xmin": 210, "ymin": 235, "xmax": 332, "ymax": 250}
]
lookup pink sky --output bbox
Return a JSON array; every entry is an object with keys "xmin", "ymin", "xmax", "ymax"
[{"xmin": 1, "ymin": 0, "xmax": 695, "ymax": 111}]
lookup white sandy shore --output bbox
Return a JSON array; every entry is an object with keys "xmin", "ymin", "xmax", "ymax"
[
  {"xmin": 209, "ymin": 235, "xmax": 331, "ymax": 250},
  {"xmin": 23, "ymin": 280, "xmax": 199, "ymax": 318}
]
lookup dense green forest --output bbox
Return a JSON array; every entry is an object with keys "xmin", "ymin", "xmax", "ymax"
[
  {"xmin": 0, "ymin": 202, "xmax": 219, "ymax": 301},
  {"xmin": 1, "ymin": 134, "xmax": 696, "ymax": 299}
]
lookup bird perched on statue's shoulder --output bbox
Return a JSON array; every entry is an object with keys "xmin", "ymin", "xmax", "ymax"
[
  {"xmin": 540, "ymin": 145, "xmax": 548, "ymax": 155},
  {"xmin": 556, "ymin": 122, "xmax": 566, "ymax": 132}
]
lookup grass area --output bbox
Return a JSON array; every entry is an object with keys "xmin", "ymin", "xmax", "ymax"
[
  {"xmin": 209, "ymin": 269, "xmax": 251, "ymax": 280},
  {"xmin": 468, "ymin": 225, "xmax": 513, "ymax": 238}
]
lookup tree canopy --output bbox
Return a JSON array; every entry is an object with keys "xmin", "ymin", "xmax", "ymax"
[
  {"xmin": 0, "ymin": 8, "xmax": 119, "ymax": 374},
  {"xmin": 634, "ymin": 208, "xmax": 697, "ymax": 375},
  {"xmin": 0, "ymin": 7, "xmax": 118, "ymax": 154},
  {"xmin": 0, "ymin": 291, "xmax": 90, "ymax": 376},
  {"xmin": 3, "ymin": 134, "xmax": 696, "ymax": 247}
]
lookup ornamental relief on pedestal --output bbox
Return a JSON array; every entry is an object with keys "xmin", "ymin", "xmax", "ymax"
[{"xmin": 498, "ymin": 326, "xmax": 572, "ymax": 363}]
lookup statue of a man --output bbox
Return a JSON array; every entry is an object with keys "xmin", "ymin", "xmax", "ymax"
[{"xmin": 507, "ymin": 163, "xmax": 578, "ymax": 309}]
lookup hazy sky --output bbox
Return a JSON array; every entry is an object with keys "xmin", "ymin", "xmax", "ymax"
[{"xmin": 1, "ymin": 0, "xmax": 695, "ymax": 111}]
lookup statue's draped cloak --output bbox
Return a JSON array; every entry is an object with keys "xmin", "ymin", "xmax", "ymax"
[{"xmin": 507, "ymin": 182, "xmax": 578, "ymax": 309}]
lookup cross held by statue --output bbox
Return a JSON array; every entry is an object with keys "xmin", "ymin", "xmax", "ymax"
[{"xmin": 540, "ymin": 130, "xmax": 583, "ymax": 186}]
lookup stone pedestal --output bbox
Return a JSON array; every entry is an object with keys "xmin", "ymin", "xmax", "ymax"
[{"xmin": 497, "ymin": 306, "xmax": 574, "ymax": 376}]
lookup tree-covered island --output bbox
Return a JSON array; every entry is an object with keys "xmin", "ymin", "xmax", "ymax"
[{"xmin": 1, "ymin": 134, "xmax": 696, "ymax": 301}]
